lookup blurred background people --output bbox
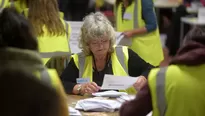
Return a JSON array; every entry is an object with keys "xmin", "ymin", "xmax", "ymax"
[
  {"xmin": 0, "ymin": 68, "xmax": 68, "ymax": 116},
  {"xmin": 115, "ymin": 0, "xmax": 163, "ymax": 67},
  {"xmin": 0, "ymin": 7, "xmax": 67, "ymax": 107},
  {"xmin": 120, "ymin": 26, "xmax": 205, "ymax": 116},
  {"xmin": 21, "ymin": 0, "xmax": 71, "ymax": 64},
  {"xmin": 61, "ymin": 12, "xmax": 154, "ymax": 95}
]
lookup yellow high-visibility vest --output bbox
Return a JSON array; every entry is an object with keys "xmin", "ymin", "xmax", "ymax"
[
  {"xmin": 0, "ymin": 0, "xmax": 9, "ymax": 10},
  {"xmin": 73, "ymin": 46, "xmax": 137, "ymax": 94},
  {"xmin": 22, "ymin": 9, "xmax": 71, "ymax": 64},
  {"xmin": 148, "ymin": 65, "xmax": 205, "ymax": 116},
  {"xmin": 115, "ymin": 1, "xmax": 164, "ymax": 66}
]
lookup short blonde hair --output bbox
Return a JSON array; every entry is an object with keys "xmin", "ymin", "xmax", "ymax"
[{"xmin": 79, "ymin": 12, "xmax": 116, "ymax": 56}]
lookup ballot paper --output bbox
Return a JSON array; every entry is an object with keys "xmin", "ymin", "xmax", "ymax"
[
  {"xmin": 147, "ymin": 112, "xmax": 153, "ymax": 116},
  {"xmin": 116, "ymin": 34, "xmax": 132, "ymax": 46},
  {"xmin": 68, "ymin": 107, "xmax": 82, "ymax": 116},
  {"xmin": 116, "ymin": 95, "xmax": 136, "ymax": 103},
  {"xmin": 68, "ymin": 21, "xmax": 83, "ymax": 53},
  {"xmin": 75, "ymin": 98, "xmax": 122, "ymax": 112},
  {"xmin": 92, "ymin": 90, "xmax": 127, "ymax": 97},
  {"xmin": 101, "ymin": 74, "xmax": 139, "ymax": 90}
]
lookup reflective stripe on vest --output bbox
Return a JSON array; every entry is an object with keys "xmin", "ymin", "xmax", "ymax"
[
  {"xmin": 0, "ymin": 0, "xmax": 5, "ymax": 9},
  {"xmin": 115, "ymin": 0, "xmax": 139, "ymax": 29},
  {"xmin": 40, "ymin": 51, "xmax": 71, "ymax": 58},
  {"xmin": 156, "ymin": 67, "xmax": 168, "ymax": 116},
  {"xmin": 40, "ymin": 69, "xmax": 51, "ymax": 86},
  {"xmin": 78, "ymin": 46, "xmax": 128, "ymax": 78}
]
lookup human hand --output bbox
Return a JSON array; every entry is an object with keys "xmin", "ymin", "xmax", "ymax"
[
  {"xmin": 82, "ymin": 82, "xmax": 101, "ymax": 94},
  {"xmin": 133, "ymin": 76, "xmax": 147, "ymax": 91},
  {"xmin": 123, "ymin": 31, "xmax": 134, "ymax": 38}
]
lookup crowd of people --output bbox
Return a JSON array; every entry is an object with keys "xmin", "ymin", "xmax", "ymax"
[{"xmin": 0, "ymin": 0, "xmax": 205, "ymax": 116}]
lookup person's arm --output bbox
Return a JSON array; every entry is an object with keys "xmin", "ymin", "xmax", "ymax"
[
  {"xmin": 120, "ymin": 82, "xmax": 152, "ymax": 116},
  {"xmin": 60, "ymin": 58, "xmax": 80, "ymax": 94},
  {"xmin": 128, "ymin": 49, "xmax": 154, "ymax": 78},
  {"xmin": 123, "ymin": 0, "xmax": 157, "ymax": 38}
]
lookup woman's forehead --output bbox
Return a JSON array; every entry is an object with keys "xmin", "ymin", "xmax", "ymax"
[{"xmin": 90, "ymin": 36, "xmax": 109, "ymax": 41}]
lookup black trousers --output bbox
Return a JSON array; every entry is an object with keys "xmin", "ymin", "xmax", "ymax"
[{"xmin": 59, "ymin": 0, "xmax": 91, "ymax": 21}]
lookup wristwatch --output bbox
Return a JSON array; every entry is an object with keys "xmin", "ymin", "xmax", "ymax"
[{"xmin": 77, "ymin": 84, "xmax": 82, "ymax": 95}]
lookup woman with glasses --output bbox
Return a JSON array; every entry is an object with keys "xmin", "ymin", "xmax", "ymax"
[{"xmin": 61, "ymin": 12, "xmax": 154, "ymax": 95}]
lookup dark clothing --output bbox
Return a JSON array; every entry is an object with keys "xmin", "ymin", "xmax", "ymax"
[
  {"xmin": 166, "ymin": 5, "xmax": 190, "ymax": 56},
  {"xmin": 61, "ymin": 49, "xmax": 154, "ymax": 94},
  {"xmin": 119, "ymin": 36, "xmax": 205, "ymax": 116},
  {"xmin": 120, "ymin": 82, "xmax": 152, "ymax": 116},
  {"xmin": 171, "ymin": 37, "xmax": 205, "ymax": 66},
  {"xmin": 58, "ymin": 0, "xmax": 91, "ymax": 21}
]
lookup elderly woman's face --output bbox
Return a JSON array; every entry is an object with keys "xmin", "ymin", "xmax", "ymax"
[{"xmin": 89, "ymin": 37, "xmax": 110, "ymax": 56}]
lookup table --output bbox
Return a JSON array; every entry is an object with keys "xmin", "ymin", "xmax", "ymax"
[
  {"xmin": 67, "ymin": 95, "xmax": 119, "ymax": 116},
  {"xmin": 180, "ymin": 17, "xmax": 205, "ymax": 45},
  {"xmin": 154, "ymin": 1, "xmax": 180, "ymax": 8}
]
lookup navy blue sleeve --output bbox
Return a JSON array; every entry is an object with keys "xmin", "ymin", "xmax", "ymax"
[
  {"xmin": 60, "ymin": 58, "xmax": 79, "ymax": 94},
  {"xmin": 141, "ymin": 0, "xmax": 157, "ymax": 32}
]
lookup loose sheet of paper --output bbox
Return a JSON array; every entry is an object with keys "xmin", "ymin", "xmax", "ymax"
[
  {"xmin": 116, "ymin": 34, "xmax": 132, "ymax": 46},
  {"xmin": 101, "ymin": 74, "xmax": 138, "ymax": 90}
]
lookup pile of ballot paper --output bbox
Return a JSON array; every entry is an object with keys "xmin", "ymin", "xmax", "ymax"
[
  {"xmin": 92, "ymin": 90, "xmax": 128, "ymax": 97},
  {"xmin": 75, "ymin": 98, "xmax": 122, "ymax": 112},
  {"xmin": 68, "ymin": 107, "xmax": 81, "ymax": 116},
  {"xmin": 116, "ymin": 95, "xmax": 136, "ymax": 103}
]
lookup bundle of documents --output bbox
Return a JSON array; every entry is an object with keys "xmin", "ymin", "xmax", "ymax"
[
  {"xmin": 75, "ymin": 98, "xmax": 122, "ymax": 112},
  {"xmin": 68, "ymin": 107, "xmax": 81, "ymax": 116},
  {"xmin": 92, "ymin": 90, "xmax": 127, "ymax": 97},
  {"xmin": 116, "ymin": 95, "xmax": 136, "ymax": 103}
]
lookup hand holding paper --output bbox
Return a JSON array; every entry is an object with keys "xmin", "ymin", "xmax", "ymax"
[
  {"xmin": 116, "ymin": 33, "xmax": 132, "ymax": 46},
  {"xmin": 101, "ymin": 74, "xmax": 139, "ymax": 90}
]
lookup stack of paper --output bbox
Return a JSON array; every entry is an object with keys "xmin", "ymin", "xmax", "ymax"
[
  {"xmin": 92, "ymin": 90, "xmax": 127, "ymax": 97},
  {"xmin": 116, "ymin": 95, "xmax": 136, "ymax": 103},
  {"xmin": 68, "ymin": 107, "xmax": 82, "ymax": 116},
  {"xmin": 75, "ymin": 98, "xmax": 122, "ymax": 112}
]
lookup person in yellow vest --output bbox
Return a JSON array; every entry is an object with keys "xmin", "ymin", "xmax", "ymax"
[
  {"xmin": 21, "ymin": 0, "xmax": 71, "ymax": 64},
  {"xmin": 119, "ymin": 26, "xmax": 205, "ymax": 116},
  {"xmin": 115, "ymin": 0, "xmax": 164, "ymax": 66},
  {"xmin": 0, "ymin": 8, "xmax": 69, "ymax": 116},
  {"xmin": 0, "ymin": 0, "xmax": 9, "ymax": 10},
  {"xmin": 61, "ymin": 12, "xmax": 154, "ymax": 95},
  {"xmin": 8, "ymin": 0, "xmax": 27, "ymax": 13}
]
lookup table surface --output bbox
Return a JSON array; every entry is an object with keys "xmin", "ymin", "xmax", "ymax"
[
  {"xmin": 67, "ymin": 95, "xmax": 119, "ymax": 116},
  {"xmin": 154, "ymin": 0, "xmax": 179, "ymax": 8},
  {"xmin": 181, "ymin": 17, "xmax": 205, "ymax": 25}
]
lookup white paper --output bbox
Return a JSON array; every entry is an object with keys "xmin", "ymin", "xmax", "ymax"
[
  {"xmin": 68, "ymin": 107, "xmax": 82, "ymax": 116},
  {"xmin": 101, "ymin": 74, "xmax": 138, "ymax": 90},
  {"xmin": 92, "ymin": 90, "xmax": 127, "ymax": 97},
  {"xmin": 75, "ymin": 98, "xmax": 122, "ymax": 112},
  {"xmin": 147, "ymin": 112, "xmax": 153, "ymax": 116},
  {"xmin": 116, "ymin": 95, "xmax": 135, "ymax": 103},
  {"xmin": 198, "ymin": 8, "xmax": 205, "ymax": 23},
  {"xmin": 116, "ymin": 34, "xmax": 132, "ymax": 46}
]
